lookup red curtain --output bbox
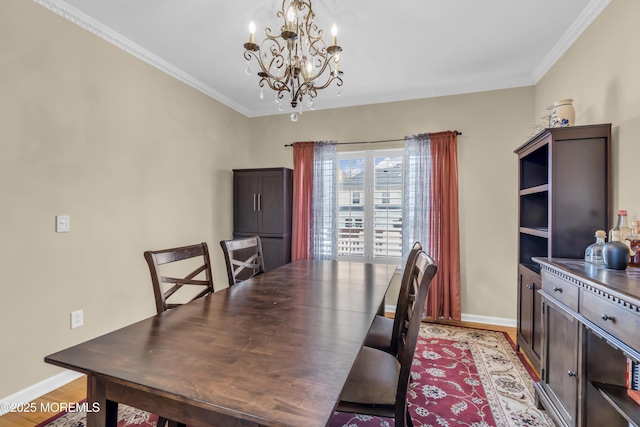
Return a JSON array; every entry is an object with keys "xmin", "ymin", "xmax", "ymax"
[
  {"xmin": 427, "ymin": 131, "xmax": 462, "ymax": 321},
  {"xmin": 291, "ymin": 142, "xmax": 315, "ymax": 261}
]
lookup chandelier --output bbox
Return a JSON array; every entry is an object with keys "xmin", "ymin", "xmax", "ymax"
[{"xmin": 243, "ymin": 0, "xmax": 343, "ymax": 121}]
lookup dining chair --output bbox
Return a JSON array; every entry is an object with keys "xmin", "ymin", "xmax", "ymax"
[
  {"xmin": 144, "ymin": 242, "xmax": 215, "ymax": 314},
  {"xmin": 364, "ymin": 242, "xmax": 423, "ymax": 354},
  {"xmin": 143, "ymin": 242, "xmax": 214, "ymax": 427},
  {"xmin": 335, "ymin": 250, "xmax": 437, "ymax": 427},
  {"xmin": 219, "ymin": 236, "xmax": 265, "ymax": 286}
]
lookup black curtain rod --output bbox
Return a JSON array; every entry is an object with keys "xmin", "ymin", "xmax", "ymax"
[{"xmin": 283, "ymin": 131, "xmax": 462, "ymax": 147}]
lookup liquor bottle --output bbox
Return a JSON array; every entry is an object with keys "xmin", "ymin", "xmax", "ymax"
[
  {"xmin": 610, "ymin": 209, "xmax": 632, "ymax": 242},
  {"xmin": 627, "ymin": 220, "xmax": 640, "ymax": 267},
  {"xmin": 585, "ymin": 230, "xmax": 606, "ymax": 265},
  {"xmin": 603, "ymin": 230, "xmax": 630, "ymax": 270}
]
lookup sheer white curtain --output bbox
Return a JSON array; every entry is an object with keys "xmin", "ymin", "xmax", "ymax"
[
  {"xmin": 311, "ymin": 141, "xmax": 337, "ymax": 260},
  {"xmin": 402, "ymin": 133, "xmax": 432, "ymax": 265}
]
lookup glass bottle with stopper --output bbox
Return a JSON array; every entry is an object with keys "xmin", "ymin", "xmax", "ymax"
[
  {"xmin": 585, "ymin": 230, "xmax": 606, "ymax": 265},
  {"xmin": 609, "ymin": 209, "xmax": 631, "ymax": 242}
]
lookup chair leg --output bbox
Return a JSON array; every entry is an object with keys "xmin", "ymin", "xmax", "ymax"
[{"xmin": 406, "ymin": 406, "xmax": 413, "ymax": 427}]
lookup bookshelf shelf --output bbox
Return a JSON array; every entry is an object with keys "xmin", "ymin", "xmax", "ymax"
[{"xmin": 593, "ymin": 382, "xmax": 640, "ymax": 427}]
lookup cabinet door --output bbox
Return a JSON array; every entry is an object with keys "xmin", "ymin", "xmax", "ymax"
[
  {"xmin": 532, "ymin": 277, "xmax": 543, "ymax": 366},
  {"xmin": 517, "ymin": 267, "xmax": 542, "ymax": 371},
  {"xmin": 261, "ymin": 236, "xmax": 291, "ymax": 272},
  {"xmin": 234, "ymin": 171, "xmax": 259, "ymax": 234},
  {"xmin": 518, "ymin": 268, "xmax": 535, "ymax": 346},
  {"xmin": 257, "ymin": 170, "xmax": 287, "ymax": 235},
  {"xmin": 543, "ymin": 299, "xmax": 579, "ymax": 427}
]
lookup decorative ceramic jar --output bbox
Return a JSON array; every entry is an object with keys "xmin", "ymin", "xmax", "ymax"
[
  {"xmin": 551, "ymin": 99, "xmax": 575, "ymax": 127},
  {"xmin": 603, "ymin": 230, "xmax": 630, "ymax": 270}
]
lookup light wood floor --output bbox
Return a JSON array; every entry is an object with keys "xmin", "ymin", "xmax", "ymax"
[{"xmin": 0, "ymin": 321, "xmax": 519, "ymax": 427}]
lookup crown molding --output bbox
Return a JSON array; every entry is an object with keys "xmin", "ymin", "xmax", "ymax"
[
  {"xmin": 33, "ymin": 0, "xmax": 611, "ymax": 119},
  {"xmin": 531, "ymin": 0, "xmax": 612, "ymax": 83},
  {"xmin": 32, "ymin": 0, "xmax": 251, "ymax": 117}
]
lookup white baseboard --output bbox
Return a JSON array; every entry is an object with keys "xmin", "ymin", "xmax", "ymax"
[
  {"xmin": 460, "ymin": 313, "xmax": 517, "ymax": 328},
  {"xmin": 0, "ymin": 370, "xmax": 84, "ymax": 416},
  {"xmin": 385, "ymin": 305, "xmax": 516, "ymax": 329}
]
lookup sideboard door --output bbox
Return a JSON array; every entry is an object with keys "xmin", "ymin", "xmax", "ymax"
[{"xmin": 542, "ymin": 299, "xmax": 580, "ymax": 427}]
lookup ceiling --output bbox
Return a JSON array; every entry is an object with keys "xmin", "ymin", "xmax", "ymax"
[{"xmin": 37, "ymin": 0, "xmax": 611, "ymax": 118}]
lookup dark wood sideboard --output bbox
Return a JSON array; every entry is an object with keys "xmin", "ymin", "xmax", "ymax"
[{"xmin": 533, "ymin": 257, "xmax": 640, "ymax": 427}]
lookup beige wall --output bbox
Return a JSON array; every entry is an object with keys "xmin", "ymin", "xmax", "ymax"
[
  {"xmin": 535, "ymin": 0, "xmax": 640, "ymax": 219},
  {"xmin": 1, "ymin": 0, "xmax": 635, "ymax": 400},
  {"xmin": 0, "ymin": 0, "xmax": 251, "ymax": 397}
]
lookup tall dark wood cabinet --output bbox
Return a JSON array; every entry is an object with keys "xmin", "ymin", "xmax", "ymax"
[
  {"xmin": 514, "ymin": 124, "xmax": 611, "ymax": 374},
  {"xmin": 233, "ymin": 168, "xmax": 293, "ymax": 272}
]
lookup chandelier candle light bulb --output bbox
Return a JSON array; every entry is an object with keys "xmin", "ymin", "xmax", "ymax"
[
  {"xmin": 248, "ymin": 21, "xmax": 256, "ymax": 44},
  {"xmin": 331, "ymin": 24, "xmax": 338, "ymax": 46},
  {"xmin": 306, "ymin": 61, "xmax": 313, "ymax": 79},
  {"xmin": 286, "ymin": 6, "xmax": 296, "ymax": 33}
]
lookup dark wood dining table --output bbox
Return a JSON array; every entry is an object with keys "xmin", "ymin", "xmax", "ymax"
[{"xmin": 45, "ymin": 259, "xmax": 397, "ymax": 427}]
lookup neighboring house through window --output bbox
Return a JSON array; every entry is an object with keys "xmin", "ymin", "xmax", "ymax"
[{"xmin": 337, "ymin": 149, "xmax": 403, "ymax": 264}]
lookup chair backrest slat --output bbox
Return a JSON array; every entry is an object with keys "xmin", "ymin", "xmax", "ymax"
[
  {"xmin": 220, "ymin": 236, "xmax": 265, "ymax": 286},
  {"xmin": 144, "ymin": 242, "xmax": 215, "ymax": 314}
]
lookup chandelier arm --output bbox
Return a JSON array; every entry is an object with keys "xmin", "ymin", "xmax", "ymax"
[{"xmin": 302, "ymin": 74, "xmax": 342, "ymax": 94}]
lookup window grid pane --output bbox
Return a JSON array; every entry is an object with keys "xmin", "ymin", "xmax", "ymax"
[
  {"xmin": 373, "ymin": 156, "xmax": 403, "ymax": 259},
  {"xmin": 338, "ymin": 157, "xmax": 365, "ymax": 258},
  {"xmin": 337, "ymin": 151, "xmax": 403, "ymax": 262}
]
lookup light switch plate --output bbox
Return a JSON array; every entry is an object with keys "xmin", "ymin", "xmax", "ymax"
[{"xmin": 56, "ymin": 215, "xmax": 70, "ymax": 232}]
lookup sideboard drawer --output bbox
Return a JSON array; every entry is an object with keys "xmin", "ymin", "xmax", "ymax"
[
  {"xmin": 580, "ymin": 289, "xmax": 640, "ymax": 352},
  {"xmin": 542, "ymin": 270, "xmax": 579, "ymax": 312}
]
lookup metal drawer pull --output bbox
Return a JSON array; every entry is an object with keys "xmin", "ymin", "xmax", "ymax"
[
  {"xmin": 601, "ymin": 314, "xmax": 613, "ymax": 321},
  {"xmin": 553, "ymin": 287, "xmax": 562, "ymax": 292},
  {"xmin": 526, "ymin": 285, "xmax": 535, "ymax": 290},
  {"xmin": 567, "ymin": 371, "xmax": 576, "ymax": 377}
]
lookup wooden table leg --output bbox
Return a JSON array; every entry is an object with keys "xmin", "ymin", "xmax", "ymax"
[{"xmin": 86, "ymin": 374, "xmax": 118, "ymax": 427}]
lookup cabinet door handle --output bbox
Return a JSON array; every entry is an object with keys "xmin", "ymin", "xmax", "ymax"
[
  {"xmin": 257, "ymin": 194, "xmax": 261, "ymax": 211},
  {"xmin": 553, "ymin": 287, "xmax": 562, "ymax": 293},
  {"xmin": 601, "ymin": 314, "xmax": 613, "ymax": 321},
  {"xmin": 567, "ymin": 371, "xmax": 576, "ymax": 377},
  {"xmin": 526, "ymin": 285, "xmax": 535, "ymax": 290},
  {"xmin": 253, "ymin": 194, "xmax": 257, "ymax": 211}
]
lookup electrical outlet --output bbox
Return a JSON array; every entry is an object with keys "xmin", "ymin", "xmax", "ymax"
[{"xmin": 70, "ymin": 309, "xmax": 83, "ymax": 329}]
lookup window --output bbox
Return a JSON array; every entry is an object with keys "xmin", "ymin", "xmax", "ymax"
[{"xmin": 337, "ymin": 149, "xmax": 403, "ymax": 264}]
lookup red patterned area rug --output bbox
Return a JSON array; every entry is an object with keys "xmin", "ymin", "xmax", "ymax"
[{"xmin": 37, "ymin": 323, "xmax": 552, "ymax": 427}]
